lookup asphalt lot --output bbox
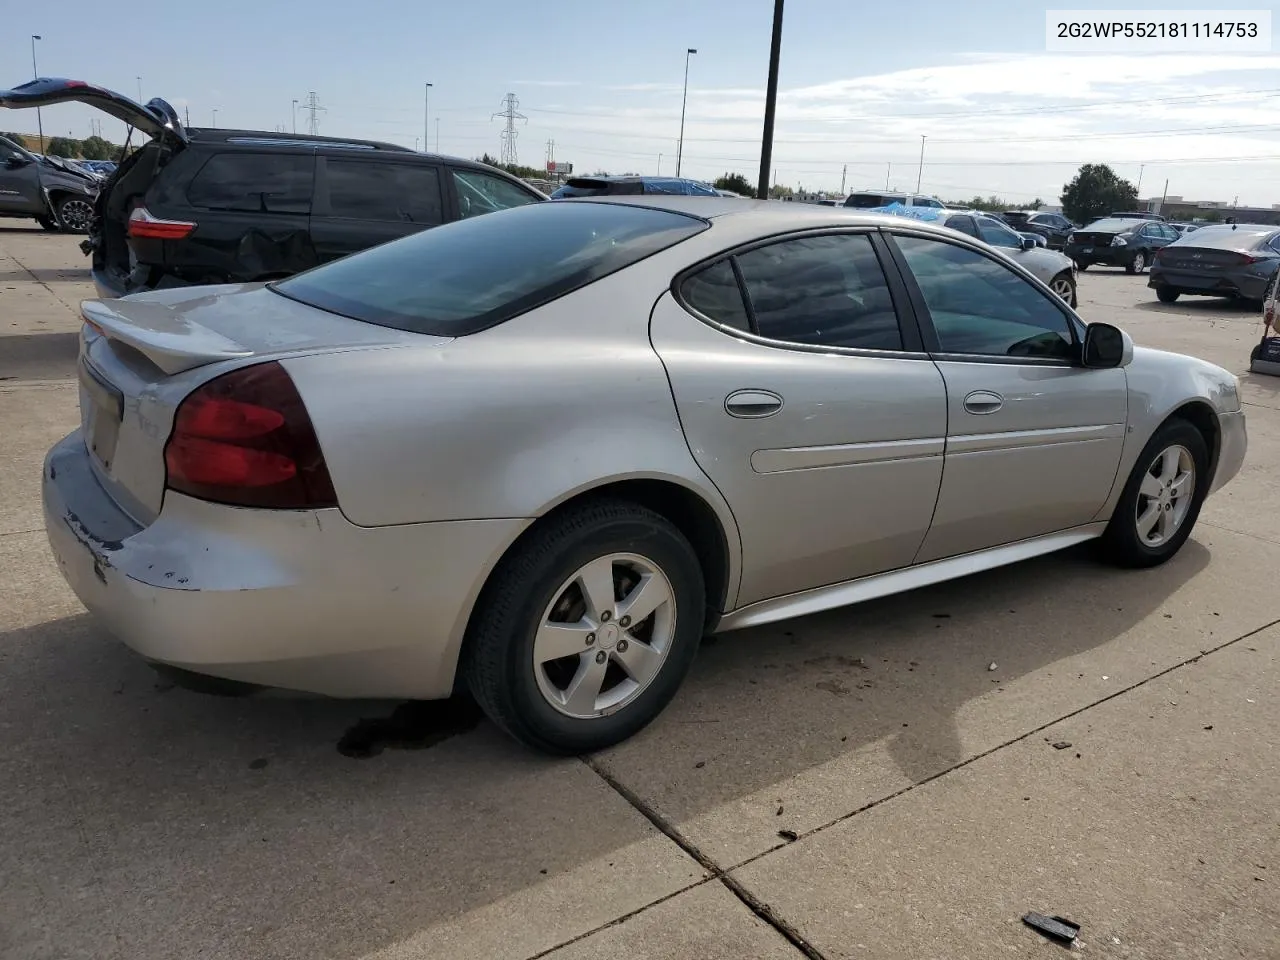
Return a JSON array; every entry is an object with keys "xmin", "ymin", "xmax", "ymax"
[{"xmin": 1, "ymin": 221, "xmax": 1277, "ymax": 960}]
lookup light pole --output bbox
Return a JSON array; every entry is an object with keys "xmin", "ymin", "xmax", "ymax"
[
  {"xmin": 30, "ymin": 36, "xmax": 44, "ymax": 150},
  {"xmin": 658, "ymin": 153, "xmax": 662, "ymax": 175},
  {"xmin": 212, "ymin": 108, "xmax": 218, "ymax": 128},
  {"xmin": 424, "ymin": 82, "xmax": 432, "ymax": 155},
  {"xmin": 292, "ymin": 99, "xmax": 298, "ymax": 134},
  {"xmin": 136, "ymin": 76, "xmax": 143, "ymax": 103},
  {"xmin": 915, "ymin": 135, "xmax": 926, "ymax": 193},
  {"xmin": 436, "ymin": 117, "xmax": 440, "ymax": 153},
  {"xmin": 756, "ymin": 0, "xmax": 784, "ymax": 199},
  {"xmin": 676, "ymin": 48, "xmax": 697, "ymax": 178}
]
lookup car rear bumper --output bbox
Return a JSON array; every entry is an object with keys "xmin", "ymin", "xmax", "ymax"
[
  {"xmin": 90, "ymin": 266, "xmax": 128, "ymax": 300},
  {"xmin": 1066, "ymin": 245, "xmax": 1138, "ymax": 267},
  {"xmin": 1148, "ymin": 267, "xmax": 1270, "ymax": 301},
  {"xmin": 1210, "ymin": 410, "xmax": 1247, "ymax": 496},
  {"xmin": 43, "ymin": 430, "xmax": 529, "ymax": 699}
]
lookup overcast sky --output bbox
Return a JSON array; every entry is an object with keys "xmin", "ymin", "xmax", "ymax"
[{"xmin": 6, "ymin": 0, "xmax": 1280, "ymax": 205}]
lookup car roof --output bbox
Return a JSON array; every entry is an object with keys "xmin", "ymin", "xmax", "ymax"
[{"xmin": 557, "ymin": 195, "xmax": 965, "ymax": 237}]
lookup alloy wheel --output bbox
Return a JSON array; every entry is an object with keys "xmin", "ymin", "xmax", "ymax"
[
  {"xmin": 1134, "ymin": 445, "xmax": 1195, "ymax": 548},
  {"xmin": 1050, "ymin": 275, "xmax": 1074, "ymax": 302},
  {"xmin": 58, "ymin": 199, "xmax": 94, "ymax": 232},
  {"xmin": 532, "ymin": 552, "xmax": 677, "ymax": 719},
  {"xmin": 1132, "ymin": 252, "xmax": 1146, "ymax": 273}
]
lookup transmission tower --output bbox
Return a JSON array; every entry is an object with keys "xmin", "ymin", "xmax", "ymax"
[
  {"xmin": 491, "ymin": 93, "xmax": 527, "ymax": 166},
  {"xmin": 299, "ymin": 91, "xmax": 325, "ymax": 136}
]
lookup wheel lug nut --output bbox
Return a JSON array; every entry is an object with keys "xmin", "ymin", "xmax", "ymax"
[
  {"xmin": 617, "ymin": 639, "xmax": 629, "ymax": 653},
  {"xmin": 600, "ymin": 610, "xmax": 612, "ymax": 622},
  {"xmin": 595, "ymin": 651, "xmax": 607, "ymax": 664},
  {"xmin": 619, "ymin": 615, "xmax": 631, "ymax": 627},
  {"xmin": 586, "ymin": 633, "xmax": 595, "ymax": 646}
]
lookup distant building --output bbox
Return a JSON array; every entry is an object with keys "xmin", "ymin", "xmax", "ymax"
[{"xmin": 1140, "ymin": 195, "xmax": 1280, "ymax": 225}]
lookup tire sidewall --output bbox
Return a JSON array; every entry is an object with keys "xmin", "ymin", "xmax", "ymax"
[
  {"xmin": 1109, "ymin": 420, "xmax": 1209, "ymax": 564},
  {"xmin": 483, "ymin": 513, "xmax": 705, "ymax": 753}
]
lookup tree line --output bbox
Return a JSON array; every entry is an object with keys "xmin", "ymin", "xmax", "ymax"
[{"xmin": 3, "ymin": 131, "xmax": 122, "ymax": 160}]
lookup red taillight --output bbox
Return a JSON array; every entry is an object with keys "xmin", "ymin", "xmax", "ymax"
[
  {"xmin": 164, "ymin": 361, "xmax": 338, "ymax": 510},
  {"xmin": 127, "ymin": 205, "xmax": 196, "ymax": 240}
]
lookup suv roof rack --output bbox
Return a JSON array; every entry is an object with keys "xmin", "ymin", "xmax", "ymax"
[{"xmin": 188, "ymin": 128, "xmax": 413, "ymax": 153}]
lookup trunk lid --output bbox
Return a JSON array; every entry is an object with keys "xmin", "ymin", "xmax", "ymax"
[
  {"xmin": 0, "ymin": 78, "xmax": 187, "ymax": 144},
  {"xmin": 76, "ymin": 285, "xmax": 443, "ymax": 523}
]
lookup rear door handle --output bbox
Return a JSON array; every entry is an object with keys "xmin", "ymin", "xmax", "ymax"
[
  {"xmin": 725, "ymin": 389, "xmax": 784, "ymax": 419},
  {"xmin": 963, "ymin": 390, "xmax": 1004, "ymax": 415}
]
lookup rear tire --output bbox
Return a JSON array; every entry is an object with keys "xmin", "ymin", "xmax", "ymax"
[
  {"xmin": 1156, "ymin": 286, "xmax": 1180, "ymax": 303},
  {"xmin": 37, "ymin": 216, "xmax": 59, "ymax": 232},
  {"xmin": 1097, "ymin": 419, "xmax": 1209, "ymax": 569},
  {"xmin": 463, "ymin": 497, "xmax": 705, "ymax": 755},
  {"xmin": 1125, "ymin": 251, "xmax": 1147, "ymax": 275},
  {"xmin": 1076, "ymin": 262, "xmax": 1089, "ymax": 272}
]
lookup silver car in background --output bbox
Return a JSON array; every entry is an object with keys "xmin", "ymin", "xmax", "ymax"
[
  {"xmin": 942, "ymin": 209, "xmax": 1079, "ymax": 305},
  {"xmin": 44, "ymin": 198, "xmax": 1245, "ymax": 754}
]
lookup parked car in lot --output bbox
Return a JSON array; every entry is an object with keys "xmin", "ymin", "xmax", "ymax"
[
  {"xmin": 1110, "ymin": 211, "xmax": 1166, "ymax": 221},
  {"xmin": 1065, "ymin": 217, "xmax": 1179, "ymax": 274},
  {"xmin": 844, "ymin": 190, "xmax": 947, "ymax": 210},
  {"xmin": 1020, "ymin": 231, "xmax": 1048, "ymax": 248},
  {"xmin": 999, "ymin": 210, "xmax": 1077, "ymax": 249},
  {"xmin": 40, "ymin": 197, "xmax": 1245, "ymax": 754},
  {"xmin": 0, "ymin": 78, "xmax": 546, "ymax": 298},
  {"xmin": 942, "ymin": 209, "xmax": 1078, "ymax": 305},
  {"xmin": 1170, "ymin": 222, "xmax": 1199, "ymax": 237},
  {"xmin": 1148, "ymin": 223, "xmax": 1280, "ymax": 306},
  {"xmin": 0, "ymin": 134, "xmax": 99, "ymax": 232},
  {"xmin": 550, "ymin": 176, "xmax": 720, "ymax": 198}
]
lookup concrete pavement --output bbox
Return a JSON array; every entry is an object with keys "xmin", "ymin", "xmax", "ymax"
[{"xmin": 0, "ymin": 224, "xmax": 1276, "ymax": 960}]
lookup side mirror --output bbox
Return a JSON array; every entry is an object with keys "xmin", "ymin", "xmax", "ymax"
[
  {"xmin": 4, "ymin": 156, "xmax": 32, "ymax": 169},
  {"xmin": 1081, "ymin": 322, "xmax": 1132, "ymax": 368},
  {"xmin": 1020, "ymin": 236, "xmax": 1036, "ymax": 250}
]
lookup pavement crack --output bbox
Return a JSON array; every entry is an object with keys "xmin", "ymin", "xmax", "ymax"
[
  {"xmin": 583, "ymin": 757, "xmax": 830, "ymax": 959},
  {"xmin": 725, "ymin": 613, "xmax": 1280, "ymax": 877},
  {"xmin": 1200, "ymin": 520, "xmax": 1280, "ymax": 547}
]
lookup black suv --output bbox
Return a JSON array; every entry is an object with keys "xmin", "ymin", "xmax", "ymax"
[
  {"xmin": 1, "ymin": 79, "xmax": 546, "ymax": 298},
  {"xmin": 998, "ymin": 210, "xmax": 1077, "ymax": 249}
]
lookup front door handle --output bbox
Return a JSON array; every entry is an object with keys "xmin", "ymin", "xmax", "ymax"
[
  {"xmin": 963, "ymin": 390, "xmax": 1004, "ymax": 415},
  {"xmin": 725, "ymin": 389, "xmax": 784, "ymax": 419}
]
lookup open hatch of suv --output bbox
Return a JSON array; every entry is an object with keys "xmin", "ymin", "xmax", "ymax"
[{"xmin": 0, "ymin": 78, "xmax": 547, "ymax": 298}]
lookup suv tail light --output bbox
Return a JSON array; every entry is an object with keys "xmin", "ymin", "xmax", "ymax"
[
  {"xmin": 127, "ymin": 205, "xmax": 196, "ymax": 240},
  {"xmin": 164, "ymin": 361, "xmax": 338, "ymax": 510}
]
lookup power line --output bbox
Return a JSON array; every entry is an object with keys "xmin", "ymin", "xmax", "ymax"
[
  {"xmin": 299, "ymin": 91, "xmax": 325, "ymax": 136},
  {"xmin": 492, "ymin": 93, "xmax": 528, "ymax": 166}
]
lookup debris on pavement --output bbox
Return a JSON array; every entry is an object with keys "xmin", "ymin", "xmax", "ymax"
[
  {"xmin": 988, "ymin": 662, "xmax": 998, "ymax": 671},
  {"xmin": 778, "ymin": 829, "xmax": 799, "ymax": 842},
  {"xmin": 776, "ymin": 805, "xmax": 784, "ymax": 816},
  {"xmin": 1022, "ymin": 912, "xmax": 1080, "ymax": 944},
  {"xmin": 1052, "ymin": 741, "xmax": 1073, "ymax": 750}
]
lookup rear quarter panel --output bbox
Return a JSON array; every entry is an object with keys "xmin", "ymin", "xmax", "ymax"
[{"xmin": 282, "ymin": 247, "xmax": 743, "ymax": 581}]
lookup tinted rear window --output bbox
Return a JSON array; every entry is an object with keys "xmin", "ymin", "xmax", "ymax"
[
  {"xmin": 845, "ymin": 193, "xmax": 899, "ymax": 208},
  {"xmin": 325, "ymin": 159, "xmax": 443, "ymax": 224},
  {"xmin": 551, "ymin": 180, "xmax": 643, "ymax": 198},
  {"xmin": 186, "ymin": 153, "xmax": 313, "ymax": 214},
  {"xmin": 272, "ymin": 201, "xmax": 708, "ymax": 336}
]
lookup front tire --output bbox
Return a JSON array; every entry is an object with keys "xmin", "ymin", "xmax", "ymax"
[
  {"xmin": 463, "ymin": 498, "xmax": 705, "ymax": 755},
  {"xmin": 55, "ymin": 196, "xmax": 94, "ymax": 234},
  {"xmin": 1098, "ymin": 419, "xmax": 1209, "ymax": 569},
  {"xmin": 1156, "ymin": 286, "xmax": 1180, "ymax": 303},
  {"xmin": 1049, "ymin": 271, "xmax": 1077, "ymax": 307}
]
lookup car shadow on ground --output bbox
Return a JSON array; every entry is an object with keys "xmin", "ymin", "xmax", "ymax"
[
  {"xmin": 0, "ymin": 267, "xmax": 91, "ymax": 284},
  {"xmin": 1133, "ymin": 295, "xmax": 1261, "ymax": 317},
  {"xmin": 0, "ymin": 535, "xmax": 1217, "ymax": 959}
]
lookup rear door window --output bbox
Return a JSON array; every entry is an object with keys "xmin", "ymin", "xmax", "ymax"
[
  {"xmin": 186, "ymin": 152, "xmax": 314, "ymax": 214},
  {"xmin": 326, "ymin": 159, "xmax": 443, "ymax": 224},
  {"xmin": 945, "ymin": 215, "xmax": 979, "ymax": 238}
]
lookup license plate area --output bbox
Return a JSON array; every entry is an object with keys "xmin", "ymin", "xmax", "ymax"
[
  {"xmin": 1082, "ymin": 247, "xmax": 1093, "ymax": 254},
  {"xmin": 79, "ymin": 356, "xmax": 123, "ymax": 470}
]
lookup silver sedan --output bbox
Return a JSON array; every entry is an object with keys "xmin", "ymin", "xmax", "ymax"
[{"xmin": 44, "ymin": 198, "xmax": 1246, "ymax": 754}]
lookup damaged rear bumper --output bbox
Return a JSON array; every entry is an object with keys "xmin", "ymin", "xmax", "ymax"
[{"xmin": 43, "ymin": 431, "xmax": 528, "ymax": 699}]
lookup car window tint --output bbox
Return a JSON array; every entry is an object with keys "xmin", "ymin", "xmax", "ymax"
[
  {"xmin": 977, "ymin": 217, "xmax": 1021, "ymax": 249},
  {"xmin": 895, "ymin": 235, "xmax": 1074, "ymax": 360},
  {"xmin": 326, "ymin": 160, "xmax": 443, "ymax": 224},
  {"xmin": 945, "ymin": 215, "xmax": 979, "ymax": 238},
  {"xmin": 452, "ymin": 168, "xmax": 539, "ymax": 220},
  {"xmin": 681, "ymin": 259, "xmax": 750, "ymax": 331},
  {"xmin": 733, "ymin": 233, "xmax": 902, "ymax": 350},
  {"xmin": 186, "ymin": 153, "xmax": 313, "ymax": 214},
  {"xmin": 273, "ymin": 201, "xmax": 708, "ymax": 337}
]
